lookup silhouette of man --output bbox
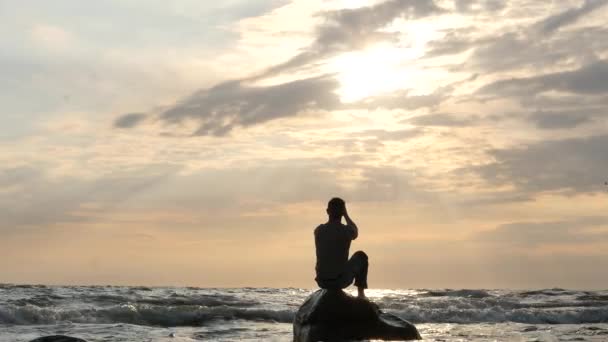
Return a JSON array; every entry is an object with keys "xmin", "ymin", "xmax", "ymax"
[{"xmin": 314, "ymin": 197, "xmax": 368, "ymax": 298}]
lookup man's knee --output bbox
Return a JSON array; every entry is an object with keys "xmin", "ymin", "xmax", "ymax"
[{"xmin": 353, "ymin": 250, "xmax": 368, "ymax": 264}]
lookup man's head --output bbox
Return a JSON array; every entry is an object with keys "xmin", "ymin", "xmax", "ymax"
[{"xmin": 327, "ymin": 197, "xmax": 345, "ymax": 220}]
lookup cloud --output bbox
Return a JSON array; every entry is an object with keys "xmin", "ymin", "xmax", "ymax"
[
  {"xmin": 172, "ymin": 161, "xmax": 432, "ymax": 204},
  {"xmin": 117, "ymin": 77, "xmax": 451, "ymax": 136},
  {"xmin": 114, "ymin": 113, "xmax": 147, "ymax": 128},
  {"xmin": 516, "ymin": 93, "xmax": 608, "ymax": 130},
  {"xmin": 538, "ymin": 0, "xmax": 608, "ymax": 33},
  {"xmin": 408, "ymin": 113, "xmax": 478, "ymax": 127},
  {"xmin": 316, "ymin": 0, "xmax": 442, "ymax": 48},
  {"xmin": 454, "ymin": 0, "xmax": 507, "ymax": 12},
  {"xmin": 476, "ymin": 134, "xmax": 608, "ymax": 195},
  {"xmin": 260, "ymin": 0, "xmax": 443, "ymax": 77},
  {"xmin": 356, "ymin": 85, "xmax": 453, "ymax": 111},
  {"xmin": 0, "ymin": 157, "xmax": 437, "ymax": 234},
  {"xmin": 427, "ymin": 21, "xmax": 608, "ymax": 75},
  {"xmin": 109, "ymin": 1, "xmax": 460, "ymax": 136},
  {"xmin": 479, "ymin": 60, "xmax": 608, "ymax": 96},
  {"xmin": 0, "ymin": 165, "xmax": 176, "ymax": 231},
  {"xmin": 153, "ymin": 76, "xmax": 340, "ymax": 136},
  {"xmin": 109, "ymin": 1, "xmax": 605, "ymax": 141},
  {"xmin": 519, "ymin": 92, "xmax": 608, "ymax": 110},
  {"xmin": 471, "ymin": 28, "xmax": 607, "ymax": 72},
  {"xmin": 477, "ymin": 217, "xmax": 608, "ymax": 247},
  {"xmin": 354, "ymin": 128, "xmax": 422, "ymax": 141},
  {"xmin": 347, "ymin": 166, "xmax": 434, "ymax": 202},
  {"xmin": 425, "ymin": 28, "xmax": 478, "ymax": 57},
  {"xmin": 527, "ymin": 109, "xmax": 600, "ymax": 129}
]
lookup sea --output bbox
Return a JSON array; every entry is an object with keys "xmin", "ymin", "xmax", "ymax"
[{"xmin": 1, "ymin": 284, "xmax": 607, "ymax": 341}]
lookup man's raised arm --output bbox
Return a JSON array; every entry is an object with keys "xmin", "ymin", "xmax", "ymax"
[{"xmin": 343, "ymin": 207, "xmax": 358, "ymax": 240}]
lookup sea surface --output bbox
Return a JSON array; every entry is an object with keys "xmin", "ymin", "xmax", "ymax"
[{"xmin": 1, "ymin": 284, "xmax": 608, "ymax": 341}]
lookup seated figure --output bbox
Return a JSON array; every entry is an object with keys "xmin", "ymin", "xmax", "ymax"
[{"xmin": 314, "ymin": 197, "xmax": 368, "ymax": 298}]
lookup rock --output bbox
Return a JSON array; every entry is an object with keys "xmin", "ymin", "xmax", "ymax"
[
  {"xmin": 29, "ymin": 336, "xmax": 87, "ymax": 342},
  {"xmin": 293, "ymin": 289, "xmax": 421, "ymax": 342}
]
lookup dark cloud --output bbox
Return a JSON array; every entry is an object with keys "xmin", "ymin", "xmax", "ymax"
[
  {"xmin": 476, "ymin": 134, "xmax": 608, "ymax": 195},
  {"xmin": 317, "ymin": 0, "xmax": 442, "ymax": 46},
  {"xmin": 539, "ymin": 0, "xmax": 608, "ymax": 33},
  {"xmin": 114, "ymin": 113, "xmax": 147, "ymax": 128},
  {"xmin": 408, "ymin": 113, "xmax": 478, "ymax": 127},
  {"xmin": 118, "ymin": 77, "xmax": 451, "ymax": 136},
  {"xmin": 158, "ymin": 76, "xmax": 341, "ymax": 136},
  {"xmin": 427, "ymin": 21, "xmax": 608, "ymax": 74},
  {"xmin": 470, "ymin": 28, "xmax": 607, "ymax": 72},
  {"xmin": 470, "ymin": 32, "xmax": 564, "ymax": 71},
  {"xmin": 483, "ymin": 0, "xmax": 507, "ymax": 11},
  {"xmin": 425, "ymin": 28, "xmax": 478, "ymax": 57},
  {"xmin": 477, "ymin": 217, "xmax": 608, "ymax": 247},
  {"xmin": 528, "ymin": 109, "xmax": 599, "ymax": 129},
  {"xmin": 261, "ymin": 0, "xmax": 443, "ymax": 77},
  {"xmin": 520, "ymin": 92, "xmax": 608, "ymax": 110},
  {"xmin": 479, "ymin": 60, "xmax": 608, "ymax": 96}
]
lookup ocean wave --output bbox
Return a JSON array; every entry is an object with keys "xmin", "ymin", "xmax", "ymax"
[
  {"xmin": 519, "ymin": 289, "xmax": 580, "ymax": 297},
  {"xmin": 577, "ymin": 294, "xmax": 608, "ymax": 301},
  {"xmin": 0, "ymin": 304, "xmax": 294, "ymax": 327},
  {"xmin": 86, "ymin": 294, "xmax": 258, "ymax": 308},
  {"xmin": 2, "ymin": 286, "xmax": 608, "ymax": 327},
  {"xmin": 393, "ymin": 306, "xmax": 608, "ymax": 324},
  {"xmin": 3, "ymin": 301, "xmax": 608, "ymax": 326},
  {"xmin": 420, "ymin": 289, "xmax": 492, "ymax": 298},
  {"xmin": 380, "ymin": 294, "xmax": 608, "ymax": 313},
  {"xmin": 0, "ymin": 284, "xmax": 48, "ymax": 289}
]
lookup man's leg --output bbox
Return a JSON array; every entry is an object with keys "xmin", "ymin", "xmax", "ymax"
[{"xmin": 347, "ymin": 251, "xmax": 368, "ymax": 297}]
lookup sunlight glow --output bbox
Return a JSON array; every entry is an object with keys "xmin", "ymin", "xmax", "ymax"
[
  {"xmin": 329, "ymin": 44, "xmax": 411, "ymax": 103},
  {"xmin": 329, "ymin": 43, "xmax": 450, "ymax": 103},
  {"xmin": 328, "ymin": 20, "xmax": 443, "ymax": 103}
]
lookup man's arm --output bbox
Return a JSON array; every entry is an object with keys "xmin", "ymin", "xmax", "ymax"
[{"xmin": 343, "ymin": 207, "xmax": 358, "ymax": 240}]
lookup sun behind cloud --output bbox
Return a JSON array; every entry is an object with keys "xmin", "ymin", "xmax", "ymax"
[
  {"xmin": 328, "ymin": 20, "xmax": 442, "ymax": 103},
  {"xmin": 328, "ymin": 44, "xmax": 406, "ymax": 102}
]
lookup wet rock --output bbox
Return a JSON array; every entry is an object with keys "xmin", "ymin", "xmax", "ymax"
[{"xmin": 293, "ymin": 289, "xmax": 421, "ymax": 341}]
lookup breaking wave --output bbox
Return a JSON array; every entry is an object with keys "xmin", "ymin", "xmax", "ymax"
[
  {"xmin": 1, "ymin": 285, "xmax": 608, "ymax": 327},
  {"xmin": 2, "ymin": 301, "xmax": 608, "ymax": 326},
  {"xmin": 0, "ymin": 304, "xmax": 294, "ymax": 326},
  {"xmin": 393, "ymin": 306, "xmax": 608, "ymax": 324},
  {"xmin": 420, "ymin": 289, "xmax": 492, "ymax": 298}
]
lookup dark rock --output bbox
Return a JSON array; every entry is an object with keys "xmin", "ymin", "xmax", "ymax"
[
  {"xmin": 29, "ymin": 336, "xmax": 87, "ymax": 342},
  {"xmin": 293, "ymin": 289, "xmax": 421, "ymax": 341}
]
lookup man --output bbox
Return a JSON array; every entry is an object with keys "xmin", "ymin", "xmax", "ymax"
[{"xmin": 314, "ymin": 197, "xmax": 368, "ymax": 298}]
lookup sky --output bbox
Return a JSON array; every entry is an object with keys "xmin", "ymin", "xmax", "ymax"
[{"xmin": 1, "ymin": 0, "xmax": 607, "ymax": 289}]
